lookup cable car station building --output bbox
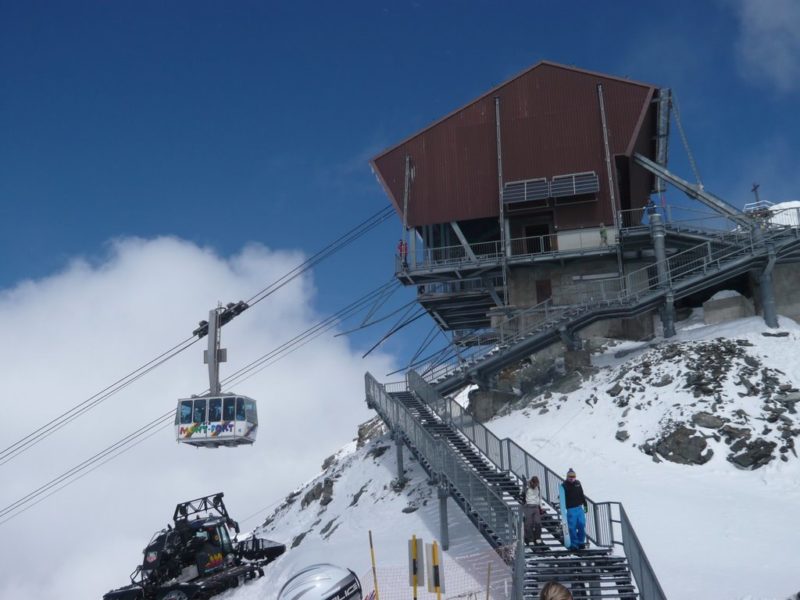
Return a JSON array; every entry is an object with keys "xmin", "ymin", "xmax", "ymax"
[
  {"xmin": 372, "ymin": 61, "xmax": 800, "ymax": 376},
  {"xmin": 373, "ymin": 61, "xmax": 663, "ymax": 342}
]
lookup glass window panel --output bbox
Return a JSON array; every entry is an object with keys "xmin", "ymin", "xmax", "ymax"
[
  {"xmin": 223, "ymin": 398, "xmax": 236, "ymax": 421},
  {"xmin": 208, "ymin": 398, "xmax": 222, "ymax": 422},
  {"xmin": 245, "ymin": 399, "xmax": 258, "ymax": 425},
  {"xmin": 236, "ymin": 397, "xmax": 245, "ymax": 421},
  {"xmin": 193, "ymin": 399, "xmax": 207, "ymax": 423},
  {"xmin": 180, "ymin": 400, "xmax": 193, "ymax": 425}
]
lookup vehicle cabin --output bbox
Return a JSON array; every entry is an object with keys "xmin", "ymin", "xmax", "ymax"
[{"xmin": 174, "ymin": 394, "xmax": 258, "ymax": 448}]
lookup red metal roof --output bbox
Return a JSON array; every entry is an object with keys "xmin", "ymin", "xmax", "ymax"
[{"xmin": 372, "ymin": 61, "xmax": 658, "ymax": 229}]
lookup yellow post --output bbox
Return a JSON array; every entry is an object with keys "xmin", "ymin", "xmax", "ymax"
[
  {"xmin": 412, "ymin": 534, "xmax": 418, "ymax": 600},
  {"xmin": 369, "ymin": 530, "xmax": 380, "ymax": 600},
  {"xmin": 432, "ymin": 541, "xmax": 442, "ymax": 600},
  {"xmin": 485, "ymin": 563, "xmax": 491, "ymax": 600}
]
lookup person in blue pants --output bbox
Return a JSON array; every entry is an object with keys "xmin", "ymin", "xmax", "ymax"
[{"xmin": 561, "ymin": 468, "xmax": 587, "ymax": 550}]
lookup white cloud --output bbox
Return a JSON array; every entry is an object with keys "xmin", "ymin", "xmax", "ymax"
[
  {"xmin": 0, "ymin": 237, "xmax": 395, "ymax": 599},
  {"xmin": 732, "ymin": 0, "xmax": 800, "ymax": 92}
]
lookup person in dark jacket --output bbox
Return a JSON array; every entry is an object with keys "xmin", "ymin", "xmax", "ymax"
[{"xmin": 560, "ymin": 468, "xmax": 588, "ymax": 550}]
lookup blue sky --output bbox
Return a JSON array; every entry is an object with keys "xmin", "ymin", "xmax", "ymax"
[{"xmin": 1, "ymin": 0, "xmax": 798, "ymax": 357}]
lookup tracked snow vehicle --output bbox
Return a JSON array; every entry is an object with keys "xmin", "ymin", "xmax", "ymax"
[{"xmin": 103, "ymin": 493, "xmax": 285, "ymax": 600}]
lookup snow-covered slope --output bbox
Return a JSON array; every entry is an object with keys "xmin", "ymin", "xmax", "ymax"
[
  {"xmin": 228, "ymin": 311, "xmax": 800, "ymax": 600},
  {"xmin": 222, "ymin": 428, "xmax": 512, "ymax": 600}
]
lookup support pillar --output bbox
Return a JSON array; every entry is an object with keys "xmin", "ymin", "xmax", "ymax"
[
  {"xmin": 650, "ymin": 210, "xmax": 676, "ymax": 338},
  {"xmin": 760, "ymin": 245, "xmax": 778, "ymax": 328},
  {"xmin": 662, "ymin": 292, "xmax": 676, "ymax": 338},
  {"xmin": 650, "ymin": 210, "xmax": 668, "ymax": 287},
  {"xmin": 394, "ymin": 431, "xmax": 406, "ymax": 484},
  {"xmin": 437, "ymin": 484, "xmax": 450, "ymax": 551},
  {"xmin": 558, "ymin": 326, "xmax": 581, "ymax": 351}
]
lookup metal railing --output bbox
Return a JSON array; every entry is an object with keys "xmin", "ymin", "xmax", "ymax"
[
  {"xmin": 365, "ymin": 373, "xmax": 519, "ymax": 548},
  {"xmin": 409, "ymin": 371, "xmax": 612, "ymax": 547},
  {"xmin": 396, "ymin": 229, "xmax": 615, "ymax": 273},
  {"xmin": 421, "ymin": 210, "xmax": 800, "ymax": 387},
  {"xmin": 406, "ymin": 371, "xmax": 667, "ymax": 599}
]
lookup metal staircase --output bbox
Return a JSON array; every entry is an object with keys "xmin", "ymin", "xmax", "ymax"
[
  {"xmin": 424, "ymin": 216, "xmax": 800, "ymax": 395},
  {"xmin": 365, "ymin": 372, "xmax": 666, "ymax": 600}
]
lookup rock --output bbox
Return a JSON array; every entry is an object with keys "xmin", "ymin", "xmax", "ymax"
[
  {"xmin": 321, "ymin": 454, "xmax": 337, "ymax": 471},
  {"xmin": 616, "ymin": 430, "xmax": 630, "ymax": 442},
  {"xmin": 552, "ymin": 372, "xmax": 583, "ymax": 394},
  {"xmin": 743, "ymin": 355, "xmax": 760, "ymax": 368},
  {"xmin": 402, "ymin": 505, "xmax": 419, "ymax": 514},
  {"xmin": 720, "ymin": 424, "xmax": 751, "ymax": 442},
  {"xmin": 761, "ymin": 331, "xmax": 789, "ymax": 337},
  {"xmin": 692, "ymin": 412, "xmax": 728, "ymax": 429},
  {"xmin": 655, "ymin": 426, "xmax": 713, "ymax": 465},
  {"xmin": 356, "ymin": 417, "xmax": 386, "ymax": 448},
  {"xmin": 301, "ymin": 477, "xmax": 335, "ymax": 509},
  {"xmin": 652, "ymin": 374, "xmax": 673, "ymax": 388},
  {"xmin": 728, "ymin": 439, "xmax": 777, "ymax": 469},
  {"xmin": 366, "ymin": 444, "xmax": 390, "ymax": 460},
  {"xmin": 606, "ymin": 382, "xmax": 623, "ymax": 397},
  {"xmin": 291, "ymin": 531, "xmax": 309, "ymax": 548}
]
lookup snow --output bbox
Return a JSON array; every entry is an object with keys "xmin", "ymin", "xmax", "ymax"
[
  {"xmin": 709, "ymin": 289, "xmax": 742, "ymax": 301},
  {"xmin": 768, "ymin": 201, "xmax": 800, "ymax": 227},
  {"xmin": 225, "ymin": 313, "xmax": 800, "ymax": 600},
  {"xmin": 224, "ymin": 435, "xmax": 512, "ymax": 600}
]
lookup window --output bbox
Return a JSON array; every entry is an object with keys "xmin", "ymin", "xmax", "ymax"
[
  {"xmin": 245, "ymin": 398, "xmax": 258, "ymax": 425},
  {"xmin": 179, "ymin": 400, "xmax": 193, "ymax": 425},
  {"xmin": 223, "ymin": 397, "xmax": 236, "ymax": 421},
  {"xmin": 193, "ymin": 399, "xmax": 207, "ymax": 423},
  {"xmin": 236, "ymin": 397, "xmax": 246, "ymax": 421},
  {"xmin": 208, "ymin": 398, "xmax": 222, "ymax": 422},
  {"xmin": 218, "ymin": 526, "xmax": 233, "ymax": 553}
]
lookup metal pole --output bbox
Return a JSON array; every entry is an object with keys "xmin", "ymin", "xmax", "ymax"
[
  {"xmin": 394, "ymin": 430, "xmax": 406, "ymax": 484},
  {"xmin": 438, "ymin": 483, "xmax": 450, "ymax": 550},
  {"xmin": 598, "ymin": 84, "xmax": 626, "ymax": 286},
  {"xmin": 760, "ymin": 245, "xmax": 779, "ymax": 328},
  {"xmin": 495, "ymin": 97, "xmax": 509, "ymax": 306},
  {"xmin": 597, "ymin": 84, "xmax": 620, "ymax": 236},
  {"xmin": 205, "ymin": 308, "xmax": 223, "ymax": 395}
]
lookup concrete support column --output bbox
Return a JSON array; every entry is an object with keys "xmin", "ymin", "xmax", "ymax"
[
  {"xmin": 760, "ymin": 245, "xmax": 779, "ymax": 329},
  {"xmin": 650, "ymin": 210, "xmax": 669, "ymax": 288},
  {"xmin": 437, "ymin": 484, "xmax": 450, "ymax": 550},
  {"xmin": 558, "ymin": 326, "xmax": 581, "ymax": 351},
  {"xmin": 662, "ymin": 292, "xmax": 676, "ymax": 338},
  {"xmin": 394, "ymin": 431, "xmax": 406, "ymax": 484}
]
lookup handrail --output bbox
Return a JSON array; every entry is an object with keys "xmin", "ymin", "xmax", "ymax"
[
  {"xmin": 365, "ymin": 373, "xmax": 519, "ymax": 548},
  {"xmin": 423, "ymin": 210, "xmax": 800, "ymax": 388},
  {"xmin": 409, "ymin": 371, "xmax": 612, "ymax": 547},
  {"xmin": 407, "ymin": 370, "xmax": 666, "ymax": 599}
]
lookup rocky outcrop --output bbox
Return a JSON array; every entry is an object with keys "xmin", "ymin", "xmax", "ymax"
[{"xmin": 653, "ymin": 426, "xmax": 713, "ymax": 465}]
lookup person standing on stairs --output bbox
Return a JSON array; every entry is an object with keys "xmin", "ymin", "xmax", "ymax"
[
  {"xmin": 561, "ymin": 468, "xmax": 588, "ymax": 550},
  {"xmin": 522, "ymin": 476, "xmax": 544, "ymax": 545}
]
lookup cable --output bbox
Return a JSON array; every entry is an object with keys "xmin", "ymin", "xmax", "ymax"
[
  {"xmin": 245, "ymin": 205, "xmax": 394, "ymax": 308},
  {"xmin": 0, "ymin": 337, "xmax": 199, "ymax": 466},
  {"xmin": 0, "ymin": 205, "xmax": 394, "ymax": 467},
  {"xmin": 0, "ymin": 278, "xmax": 405, "ymax": 525}
]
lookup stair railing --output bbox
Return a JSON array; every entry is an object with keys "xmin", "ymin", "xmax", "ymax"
[
  {"xmin": 365, "ymin": 373, "xmax": 519, "ymax": 548},
  {"xmin": 408, "ymin": 370, "xmax": 668, "ymax": 600}
]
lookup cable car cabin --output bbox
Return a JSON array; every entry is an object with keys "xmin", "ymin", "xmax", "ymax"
[{"xmin": 175, "ymin": 395, "xmax": 258, "ymax": 448}]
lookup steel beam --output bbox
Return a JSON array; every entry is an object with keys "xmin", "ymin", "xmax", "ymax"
[{"xmin": 633, "ymin": 153, "xmax": 753, "ymax": 228}]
